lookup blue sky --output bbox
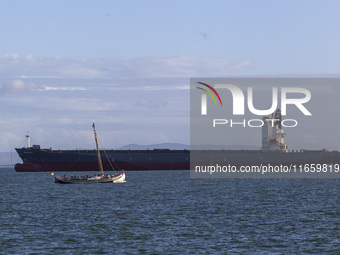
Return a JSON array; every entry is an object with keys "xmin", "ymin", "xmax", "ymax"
[{"xmin": 1, "ymin": 0, "xmax": 340, "ymax": 151}]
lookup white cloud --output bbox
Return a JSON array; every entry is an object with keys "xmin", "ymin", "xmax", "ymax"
[
  {"xmin": 42, "ymin": 86, "xmax": 86, "ymax": 91},
  {"xmin": 0, "ymin": 54, "xmax": 253, "ymax": 79},
  {"xmin": 120, "ymin": 55, "xmax": 252, "ymax": 78},
  {"xmin": 135, "ymin": 99, "xmax": 170, "ymax": 108},
  {"xmin": 0, "ymin": 54, "xmax": 253, "ymax": 151},
  {"xmin": 0, "ymin": 79, "xmax": 42, "ymax": 93},
  {"xmin": 56, "ymin": 118, "xmax": 74, "ymax": 125},
  {"xmin": 10, "ymin": 80, "xmax": 25, "ymax": 90}
]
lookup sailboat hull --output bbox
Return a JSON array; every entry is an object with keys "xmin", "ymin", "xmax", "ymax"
[
  {"xmin": 55, "ymin": 172, "xmax": 126, "ymax": 184},
  {"xmin": 113, "ymin": 172, "xmax": 126, "ymax": 183}
]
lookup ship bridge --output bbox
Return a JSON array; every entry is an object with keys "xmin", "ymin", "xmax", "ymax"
[{"xmin": 261, "ymin": 109, "xmax": 287, "ymax": 152}]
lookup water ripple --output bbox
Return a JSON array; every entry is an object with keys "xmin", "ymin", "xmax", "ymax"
[{"xmin": 1, "ymin": 169, "xmax": 339, "ymax": 254}]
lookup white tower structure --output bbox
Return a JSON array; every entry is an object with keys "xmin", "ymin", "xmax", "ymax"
[
  {"xmin": 261, "ymin": 109, "xmax": 287, "ymax": 152},
  {"xmin": 26, "ymin": 131, "xmax": 31, "ymax": 148}
]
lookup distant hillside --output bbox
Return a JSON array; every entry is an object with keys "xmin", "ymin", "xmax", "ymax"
[{"xmin": 118, "ymin": 143, "xmax": 190, "ymax": 150}]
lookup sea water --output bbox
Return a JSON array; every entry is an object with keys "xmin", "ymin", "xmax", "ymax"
[{"xmin": 0, "ymin": 168, "xmax": 339, "ymax": 254}]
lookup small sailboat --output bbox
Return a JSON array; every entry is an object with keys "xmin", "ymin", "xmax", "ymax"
[{"xmin": 55, "ymin": 121, "xmax": 126, "ymax": 184}]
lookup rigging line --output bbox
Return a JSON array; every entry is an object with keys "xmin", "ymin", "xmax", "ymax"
[
  {"xmin": 104, "ymin": 149, "xmax": 118, "ymax": 172},
  {"xmin": 97, "ymin": 135, "xmax": 120, "ymax": 172}
]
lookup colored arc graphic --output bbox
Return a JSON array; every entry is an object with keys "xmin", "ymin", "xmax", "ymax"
[
  {"xmin": 196, "ymin": 87, "xmax": 217, "ymax": 105},
  {"xmin": 197, "ymin": 82, "xmax": 223, "ymax": 106}
]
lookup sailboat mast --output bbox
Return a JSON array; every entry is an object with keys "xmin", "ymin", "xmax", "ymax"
[{"xmin": 93, "ymin": 121, "xmax": 104, "ymax": 176}]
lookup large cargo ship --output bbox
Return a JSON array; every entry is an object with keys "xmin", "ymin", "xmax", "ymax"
[
  {"xmin": 15, "ymin": 111, "xmax": 340, "ymax": 172},
  {"xmin": 15, "ymin": 146, "xmax": 190, "ymax": 172}
]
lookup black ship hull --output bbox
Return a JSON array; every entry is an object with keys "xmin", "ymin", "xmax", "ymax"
[
  {"xmin": 14, "ymin": 146, "xmax": 340, "ymax": 172},
  {"xmin": 15, "ymin": 147, "xmax": 190, "ymax": 172}
]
